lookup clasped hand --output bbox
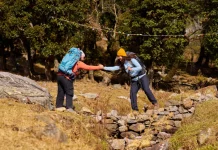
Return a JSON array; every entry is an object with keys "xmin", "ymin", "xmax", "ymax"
[{"xmin": 98, "ymin": 64, "xmax": 104, "ymax": 69}]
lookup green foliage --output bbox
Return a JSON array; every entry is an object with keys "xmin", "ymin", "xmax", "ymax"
[
  {"xmin": 0, "ymin": 0, "xmax": 217, "ymax": 70},
  {"xmin": 200, "ymin": 0, "xmax": 218, "ymax": 66},
  {"xmin": 29, "ymin": 0, "xmax": 91, "ymax": 57},
  {"xmin": 100, "ymin": 12, "xmax": 116, "ymax": 29},
  {"xmin": 0, "ymin": 0, "xmax": 30, "ymax": 39},
  {"xmin": 117, "ymin": 0, "xmax": 189, "ymax": 67},
  {"xmin": 0, "ymin": 0, "xmax": 94, "ymax": 58},
  {"xmin": 190, "ymin": 0, "xmax": 218, "ymax": 66}
]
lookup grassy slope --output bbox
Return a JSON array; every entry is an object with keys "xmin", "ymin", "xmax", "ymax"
[
  {"xmin": 0, "ymin": 98, "xmax": 108, "ymax": 150},
  {"xmin": 0, "ymin": 78, "xmax": 217, "ymax": 150},
  {"xmin": 170, "ymin": 100, "xmax": 218, "ymax": 150},
  {"xmin": 0, "ymin": 79, "xmax": 171, "ymax": 150}
]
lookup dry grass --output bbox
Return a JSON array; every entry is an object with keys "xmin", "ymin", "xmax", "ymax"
[
  {"xmin": 1, "ymin": 74, "xmax": 216, "ymax": 150},
  {"xmin": 0, "ymin": 98, "xmax": 108, "ymax": 150},
  {"xmin": 0, "ymin": 79, "xmax": 173, "ymax": 149},
  {"xmin": 37, "ymin": 80, "xmax": 173, "ymax": 115}
]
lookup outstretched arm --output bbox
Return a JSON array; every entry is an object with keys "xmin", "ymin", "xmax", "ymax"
[
  {"xmin": 103, "ymin": 66, "xmax": 121, "ymax": 71},
  {"xmin": 77, "ymin": 61, "xmax": 103, "ymax": 70}
]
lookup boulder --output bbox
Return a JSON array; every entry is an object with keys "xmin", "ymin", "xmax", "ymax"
[
  {"xmin": 0, "ymin": 71, "xmax": 53, "ymax": 110},
  {"xmin": 110, "ymin": 139, "xmax": 125, "ymax": 150}
]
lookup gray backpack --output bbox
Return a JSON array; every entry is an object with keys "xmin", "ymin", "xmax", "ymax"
[{"xmin": 126, "ymin": 51, "xmax": 147, "ymax": 76}]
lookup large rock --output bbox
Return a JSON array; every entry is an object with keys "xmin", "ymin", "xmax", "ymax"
[
  {"xmin": 129, "ymin": 123, "xmax": 146, "ymax": 132},
  {"xmin": 196, "ymin": 85, "xmax": 217, "ymax": 95},
  {"xmin": 197, "ymin": 128, "xmax": 212, "ymax": 145},
  {"xmin": 110, "ymin": 139, "xmax": 125, "ymax": 150},
  {"xmin": 0, "ymin": 71, "xmax": 53, "ymax": 110}
]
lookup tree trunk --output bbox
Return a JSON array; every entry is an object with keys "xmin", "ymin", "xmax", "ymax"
[
  {"xmin": 89, "ymin": 70, "xmax": 94, "ymax": 82},
  {"xmin": 196, "ymin": 45, "xmax": 205, "ymax": 67},
  {"xmin": 53, "ymin": 58, "xmax": 59, "ymax": 73},
  {"xmin": 161, "ymin": 66, "xmax": 166, "ymax": 74},
  {"xmin": 164, "ymin": 61, "xmax": 179, "ymax": 82},
  {"xmin": 21, "ymin": 54, "xmax": 30, "ymax": 76},
  {"xmin": 88, "ymin": 2, "xmax": 108, "ymax": 53},
  {"xmin": 45, "ymin": 57, "xmax": 54, "ymax": 81},
  {"xmin": 22, "ymin": 38, "xmax": 34, "ymax": 77},
  {"xmin": 148, "ymin": 68, "xmax": 154, "ymax": 89},
  {"xmin": 0, "ymin": 44, "xmax": 7, "ymax": 70},
  {"xmin": 8, "ymin": 40, "xmax": 18, "ymax": 71},
  {"xmin": 203, "ymin": 54, "xmax": 209, "ymax": 67},
  {"xmin": 194, "ymin": 44, "xmax": 211, "ymax": 74}
]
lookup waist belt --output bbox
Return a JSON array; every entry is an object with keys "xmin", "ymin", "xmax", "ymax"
[{"xmin": 131, "ymin": 73, "xmax": 146, "ymax": 80}]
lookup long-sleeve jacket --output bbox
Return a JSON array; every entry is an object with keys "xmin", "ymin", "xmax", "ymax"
[
  {"xmin": 72, "ymin": 61, "xmax": 101, "ymax": 75},
  {"xmin": 103, "ymin": 58, "xmax": 146, "ymax": 81},
  {"xmin": 58, "ymin": 61, "xmax": 101, "ymax": 79}
]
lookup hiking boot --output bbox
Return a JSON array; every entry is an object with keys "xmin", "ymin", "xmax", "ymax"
[
  {"xmin": 55, "ymin": 107, "xmax": 66, "ymax": 112},
  {"xmin": 133, "ymin": 110, "xmax": 139, "ymax": 116},
  {"xmin": 66, "ymin": 108, "xmax": 77, "ymax": 114}
]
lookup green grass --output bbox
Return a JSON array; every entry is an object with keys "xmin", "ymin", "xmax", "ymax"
[{"xmin": 169, "ymin": 100, "xmax": 218, "ymax": 150}]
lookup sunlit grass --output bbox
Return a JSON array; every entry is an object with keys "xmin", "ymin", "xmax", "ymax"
[
  {"xmin": 1, "ymin": 74, "xmax": 217, "ymax": 150},
  {"xmin": 0, "ymin": 98, "xmax": 109, "ymax": 150},
  {"xmin": 170, "ymin": 100, "xmax": 218, "ymax": 150}
]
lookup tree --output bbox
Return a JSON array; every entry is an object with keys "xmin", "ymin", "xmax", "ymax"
[
  {"xmin": 88, "ymin": 0, "xmax": 127, "ymax": 65},
  {"xmin": 190, "ymin": 0, "xmax": 218, "ymax": 69},
  {"xmin": 0, "ymin": 0, "xmax": 94, "ymax": 79},
  {"xmin": 117, "ymin": 0, "xmax": 189, "ymax": 81},
  {"xmin": 201, "ymin": 0, "xmax": 218, "ymax": 68},
  {"xmin": 0, "ymin": 0, "xmax": 31, "ymax": 74}
]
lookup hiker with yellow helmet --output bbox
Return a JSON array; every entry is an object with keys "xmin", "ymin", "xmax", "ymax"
[{"xmin": 104, "ymin": 48, "xmax": 158, "ymax": 113}]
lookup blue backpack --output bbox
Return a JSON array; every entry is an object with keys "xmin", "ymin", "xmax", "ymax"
[{"xmin": 59, "ymin": 47, "xmax": 81, "ymax": 75}]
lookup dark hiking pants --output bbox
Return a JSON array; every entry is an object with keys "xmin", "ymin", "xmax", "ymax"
[
  {"xmin": 130, "ymin": 75, "xmax": 157, "ymax": 110},
  {"xmin": 56, "ymin": 75, "xmax": 74, "ymax": 109}
]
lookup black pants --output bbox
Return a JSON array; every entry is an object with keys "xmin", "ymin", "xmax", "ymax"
[
  {"xmin": 56, "ymin": 75, "xmax": 74, "ymax": 109},
  {"xmin": 130, "ymin": 75, "xmax": 157, "ymax": 110}
]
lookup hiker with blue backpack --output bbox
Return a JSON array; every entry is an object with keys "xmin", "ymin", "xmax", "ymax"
[
  {"xmin": 103, "ymin": 48, "xmax": 158, "ymax": 114},
  {"xmin": 56, "ymin": 47, "xmax": 103, "ymax": 113}
]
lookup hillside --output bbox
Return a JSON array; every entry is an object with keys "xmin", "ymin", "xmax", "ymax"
[{"xmin": 0, "ymin": 75, "xmax": 218, "ymax": 150}]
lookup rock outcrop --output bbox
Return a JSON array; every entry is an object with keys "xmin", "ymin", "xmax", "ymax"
[
  {"xmin": 93, "ymin": 85, "xmax": 218, "ymax": 150},
  {"xmin": 0, "ymin": 71, "xmax": 53, "ymax": 110}
]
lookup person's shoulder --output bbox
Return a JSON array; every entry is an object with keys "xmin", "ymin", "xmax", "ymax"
[
  {"xmin": 130, "ymin": 58, "xmax": 140, "ymax": 65},
  {"xmin": 130, "ymin": 58, "xmax": 137, "ymax": 61},
  {"xmin": 77, "ymin": 61, "xmax": 84, "ymax": 64},
  {"xmin": 75, "ymin": 61, "xmax": 82, "ymax": 66},
  {"xmin": 77, "ymin": 61, "xmax": 87, "ymax": 67}
]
